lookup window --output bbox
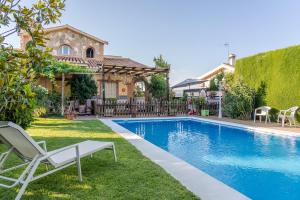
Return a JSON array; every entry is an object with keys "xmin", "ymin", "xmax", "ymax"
[
  {"xmin": 105, "ymin": 82, "xmax": 117, "ymax": 98},
  {"xmin": 58, "ymin": 45, "xmax": 72, "ymax": 55},
  {"xmin": 86, "ymin": 47, "xmax": 94, "ymax": 58}
]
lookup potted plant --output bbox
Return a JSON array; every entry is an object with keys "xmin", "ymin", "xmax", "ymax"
[{"xmin": 78, "ymin": 99, "xmax": 86, "ymax": 114}]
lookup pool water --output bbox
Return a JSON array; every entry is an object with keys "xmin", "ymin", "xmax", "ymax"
[{"xmin": 115, "ymin": 118, "xmax": 300, "ymax": 200}]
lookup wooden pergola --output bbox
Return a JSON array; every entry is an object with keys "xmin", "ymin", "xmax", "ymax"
[
  {"xmin": 98, "ymin": 64, "xmax": 170, "ymax": 102},
  {"xmin": 59, "ymin": 62, "xmax": 170, "ymax": 115}
]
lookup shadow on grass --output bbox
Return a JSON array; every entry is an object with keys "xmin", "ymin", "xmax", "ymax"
[
  {"xmin": 30, "ymin": 120, "xmax": 114, "ymax": 133},
  {"xmin": 0, "ymin": 118, "xmax": 198, "ymax": 200}
]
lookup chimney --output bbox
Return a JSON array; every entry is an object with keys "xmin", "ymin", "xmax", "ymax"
[{"xmin": 228, "ymin": 53, "xmax": 236, "ymax": 66}]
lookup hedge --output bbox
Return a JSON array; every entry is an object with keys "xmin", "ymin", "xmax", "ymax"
[{"xmin": 234, "ymin": 45, "xmax": 300, "ymax": 122}]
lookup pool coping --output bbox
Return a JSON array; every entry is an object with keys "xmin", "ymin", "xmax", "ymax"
[
  {"xmin": 100, "ymin": 117, "xmax": 251, "ymax": 200},
  {"xmin": 193, "ymin": 116, "xmax": 300, "ymax": 138}
]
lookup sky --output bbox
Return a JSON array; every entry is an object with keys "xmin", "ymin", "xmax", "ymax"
[{"xmin": 6, "ymin": 0, "xmax": 300, "ymax": 85}]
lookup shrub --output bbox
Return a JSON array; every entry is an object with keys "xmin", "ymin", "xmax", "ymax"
[
  {"xmin": 269, "ymin": 108, "xmax": 279, "ymax": 122},
  {"xmin": 223, "ymin": 80, "xmax": 255, "ymax": 119},
  {"xmin": 193, "ymin": 97, "xmax": 206, "ymax": 112},
  {"xmin": 33, "ymin": 85, "xmax": 49, "ymax": 106},
  {"xmin": 0, "ymin": 84, "xmax": 35, "ymax": 128},
  {"xmin": 32, "ymin": 85, "xmax": 49, "ymax": 117},
  {"xmin": 235, "ymin": 45, "xmax": 300, "ymax": 114},
  {"xmin": 223, "ymin": 73, "xmax": 234, "ymax": 90},
  {"xmin": 0, "ymin": 0, "xmax": 65, "ymax": 128},
  {"xmin": 254, "ymin": 81, "xmax": 267, "ymax": 108},
  {"xmin": 47, "ymin": 91, "xmax": 67, "ymax": 114},
  {"xmin": 69, "ymin": 74, "xmax": 97, "ymax": 104},
  {"xmin": 209, "ymin": 73, "xmax": 224, "ymax": 91},
  {"xmin": 33, "ymin": 107, "xmax": 47, "ymax": 117}
]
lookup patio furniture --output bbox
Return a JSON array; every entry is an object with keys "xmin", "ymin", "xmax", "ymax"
[
  {"xmin": 65, "ymin": 100, "xmax": 77, "ymax": 120},
  {"xmin": 254, "ymin": 106, "xmax": 271, "ymax": 123},
  {"xmin": 74, "ymin": 100, "xmax": 80, "ymax": 110},
  {"xmin": 277, "ymin": 106, "xmax": 299, "ymax": 127},
  {"xmin": 0, "ymin": 121, "xmax": 117, "ymax": 200},
  {"xmin": 117, "ymin": 96, "xmax": 129, "ymax": 104}
]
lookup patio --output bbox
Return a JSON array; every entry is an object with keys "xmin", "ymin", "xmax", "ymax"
[{"xmin": 201, "ymin": 116, "xmax": 300, "ymax": 134}]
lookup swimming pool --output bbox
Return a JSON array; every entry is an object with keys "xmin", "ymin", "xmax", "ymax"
[{"xmin": 114, "ymin": 118, "xmax": 300, "ymax": 200}]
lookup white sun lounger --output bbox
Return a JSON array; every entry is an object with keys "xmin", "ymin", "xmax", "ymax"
[{"xmin": 0, "ymin": 121, "xmax": 117, "ymax": 200}]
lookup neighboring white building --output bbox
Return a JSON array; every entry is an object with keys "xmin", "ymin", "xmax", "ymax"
[
  {"xmin": 197, "ymin": 53, "xmax": 236, "ymax": 88},
  {"xmin": 171, "ymin": 53, "xmax": 236, "ymax": 98}
]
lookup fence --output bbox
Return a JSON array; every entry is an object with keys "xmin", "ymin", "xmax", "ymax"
[{"xmin": 95, "ymin": 99, "xmax": 219, "ymax": 118}]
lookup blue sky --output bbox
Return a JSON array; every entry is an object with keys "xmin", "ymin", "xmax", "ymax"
[{"xmin": 6, "ymin": 0, "xmax": 300, "ymax": 84}]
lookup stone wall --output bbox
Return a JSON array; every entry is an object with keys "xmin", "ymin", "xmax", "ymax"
[
  {"xmin": 20, "ymin": 28, "xmax": 105, "ymax": 60},
  {"xmin": 45, "ymin": 29, "xmax": 104, "ymax": 60}
]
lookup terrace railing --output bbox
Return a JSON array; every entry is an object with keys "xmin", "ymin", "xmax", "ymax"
[{"xmin": 95, "ymin": 99, "xmax": 219, "ymax": 118}]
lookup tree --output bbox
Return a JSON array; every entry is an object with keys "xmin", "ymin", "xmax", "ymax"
[
  {"xmin": 149, "ymin": 75, "xmax": 167, "ymax": 99},
  {"xmin": 153, "ymin": 54, "xmax": 171, "ymax": 69},
  {"xmin": 149, "ymin": 54, "xmax": 170, "ymax": 99},
  {"xmin": 69, "ymin": 75, "xmax": 97, "ymax": 104},
  {"xmin": 209, "ymin": 72, "xmax": 224, "ymax": 91},
  {"xmin": 0, "ymin": 0, "xmax": 65, "ymax": 128}
]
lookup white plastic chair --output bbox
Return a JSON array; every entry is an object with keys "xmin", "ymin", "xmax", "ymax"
[
  {"xmin": 254, "ymin": 106, "xmax": 271, "ymax": 123},
  {"xmin": 0, "ymin": 121, "xmax": 117, "ymax": 200},
  {"xmin": 277, "ymin": 106, "xmax": 299, "ymax": 127}
]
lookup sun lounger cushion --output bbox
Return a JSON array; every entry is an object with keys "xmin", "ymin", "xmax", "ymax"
[{"xmin": 48, "ymin": 140, "xmax": 114, "ymax": 167}]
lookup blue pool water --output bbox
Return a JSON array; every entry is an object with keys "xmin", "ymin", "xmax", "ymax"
[{"xmin": 115, "ymin": 118, "xmax": 300, "ymax": 200}]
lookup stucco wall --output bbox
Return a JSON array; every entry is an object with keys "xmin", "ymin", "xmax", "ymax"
[{"xmin": 37, "ymin": 77, "xmax": 71, "ymax": 97}]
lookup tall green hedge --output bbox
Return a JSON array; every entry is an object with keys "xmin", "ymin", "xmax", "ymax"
[{"xmin": 234, "ymin": 45, "xmax": 300, "ymax": 120}]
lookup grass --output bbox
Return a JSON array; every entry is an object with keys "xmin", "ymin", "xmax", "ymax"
[{"xmin": 0, "ymin": 117, "xmax": 198, "ymax": 200}]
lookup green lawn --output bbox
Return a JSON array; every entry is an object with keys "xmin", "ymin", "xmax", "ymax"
[{"xmin": 0, "ymin": 117, "xmax": 198, "ymax": 200}]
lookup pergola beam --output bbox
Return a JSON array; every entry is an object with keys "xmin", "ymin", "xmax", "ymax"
[
  {"xmin": 101, "ymin": 65, "xmax": 168, "ymax": 76},
  {"xmin": 104, "ymin": 67, "xmax": 115, "ymax": 73},
  {"xmin": 112, "ymin": 66, "xmax": 127, "ymax": 73}
]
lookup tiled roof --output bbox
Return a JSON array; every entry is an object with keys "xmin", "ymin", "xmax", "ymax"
[
  {"xmin": 55, "ymin": 56, "xmax": 102, "ymax": 69},
  {"xmin": 103, "ymin": 56, "xmax": 151, "ymax": 68},
  {"xmin": 55, "ymin": 55, "xmax": 154, "ymax": 69}
]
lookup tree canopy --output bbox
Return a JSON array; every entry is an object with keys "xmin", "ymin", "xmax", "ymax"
[
  {"xmin": 0, "ymin": 0, "xmax": 65, "ymax": 128},
  {"xmin": 153, "ymin": 54, "xmax": 171, "ymax": 69},
  {"xmin": 69, "ymin": 74, "xmax": 97, "ymax": 104},
  {"xmin": 149, "ymin": 55, "xmax": 170, "ymax": 99}
]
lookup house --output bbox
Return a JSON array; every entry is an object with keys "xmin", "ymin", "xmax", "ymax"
[
  {"xmin": 19, "ymin": 24, "xmax": 168, "ymax": 100},
  {"xmin": 171, "ymin": 54, "xmax": 235, "ymax": 98},
  {"xmin": 171, "ymin": 79, "xmax": 207, "ymax": 97},
  {"xmin": 197, "ymin": 53, "xmax": 236, "ymax": 88}
]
